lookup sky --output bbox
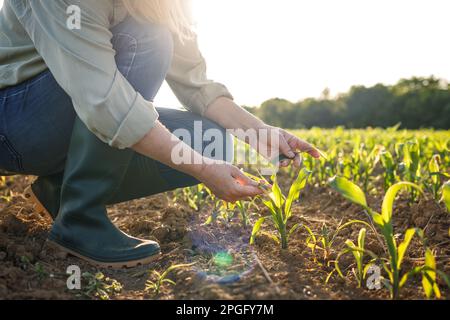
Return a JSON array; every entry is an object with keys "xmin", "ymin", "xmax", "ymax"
[{"xmin": 2, "ymin": 0, "xmax": 449, "ymax": 108}]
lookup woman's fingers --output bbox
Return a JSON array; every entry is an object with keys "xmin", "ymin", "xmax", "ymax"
[
  {"xmin": 288, "ymin": 135, "xmax": 321, "ymax": 159},
  {"xmin": 278, "ymin": 134, "xmax": 296, "ymax": 159},
  {"xmin": 231, "ymin": 167, "xmax": 258, "ymax": 187},
  {"xmin": 229, "ymin": 167, "xmax": 264, "ymax": 199},
  {"xmin": 234, "ymin": 184, "xmax": 264, "ymax": 198}
]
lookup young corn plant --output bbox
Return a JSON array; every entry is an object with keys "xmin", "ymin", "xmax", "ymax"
[
  {"xmin": 235, "ymin": 199, "xmax": 259, "ymax": 229},
  {"xmin": 174, "ymin": 184, "xmax": 212, "ymax": 211},
  {"xmin": 351, "ymin": 144, "xmax": 382, "ymax": 192},
  {"xmin": 250, "ymin": 168, "xmax": 311, "ymax": 249},
  {"xmin": 204, "ymin": 200, "xmax": 234, "ymax": 226},
  {"xmin": 303, "ymin": 220, "xmax": 374, "ymax": 264},
  {"xmin": 81, "ymin": 272, "xmax": 123, "ymax": 300},
  {"xmin": 380, "ymin": 149, "xmax": 397, "ymax": 190},
  {"xmin": 401, "ymin": 231, "xmax": 450, "ymax": 299},
  {"xmin": 334, "ymin": 228, "xmax": 377, "ymax": 288},
  {"xmin": 330, "ymin": 176, "xmax": 423, "ymax": 299},
  {"xmin": 145, "ymin": 263, "xmax": 194, "ymax": 295},
  {"xmin": 442, "ymin": 181, "xmax": 450, "ymax": 213},
  {"xmin": 396, "ymin": 140, "xmax": 422, "ymax": 202},
  {"xmin": 426, "ymin": 154, "xmax": 445, "ymax": 201},
  {"xmin": 443, "ymin": 181, "xmax": 450, "ymax": 237}
]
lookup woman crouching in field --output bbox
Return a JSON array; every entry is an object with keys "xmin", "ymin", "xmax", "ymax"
[{"xmin": 0, "ymin": 0, "xmax": 319, "ymax": 268}]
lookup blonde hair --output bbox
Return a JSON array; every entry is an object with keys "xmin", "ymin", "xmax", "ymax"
[{"xmin": 122, "ymin": 0, "xmax": 194, "ymax": 41}]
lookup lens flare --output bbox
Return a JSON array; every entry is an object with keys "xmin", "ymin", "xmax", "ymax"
[{"xmin": 213, "ymin": 251, "xmax": 233, "ymax": 268}]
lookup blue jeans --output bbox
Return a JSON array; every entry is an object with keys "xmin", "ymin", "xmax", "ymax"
[{"xmin": 0, "ymin": 17, "xmax": 232, "ymax": 191}]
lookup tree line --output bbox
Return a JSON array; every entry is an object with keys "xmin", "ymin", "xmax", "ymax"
[{"xmin": 246, "ymin": 77, "xmax": 450, "ymax": 129}]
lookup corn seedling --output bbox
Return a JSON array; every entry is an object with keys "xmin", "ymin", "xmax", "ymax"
[
  {"xmin": 400, "ymin": 231, "xmax": 450, "ymax": 299},
  {"xmin": 303, "ymin": 220, "xmax": 374, "ymax": 264},
  {"xmin": 204, "ymin": 198, "xmax": 258, "ymax": 228},
  {"xmin": 427, "ymin": 155, "xmax": 442, "ymax": 200},
  {"xmin": 350, "ymin": 143, "xmax": 382, "ymax": 192},
  {"xmin": 204, "ymin": 200, "xmax": 233, "ymax": 225},
  {"xmin": 174, "ymin": 185, "xmax": 212, "ymax": 211},
  {"xmin": 334, "ymin": 228, "xmax": 378, "ymax": 288},
  {"xmin": 145, "ymin": 263, "xmax": 195, "ymax": 295},
  {"xmin": 81, "ymin": 272, "xmax": 122, "ymax": 300},
  {"xmin": 250, "ymin": 168, "xmax": 311, "ymax": 249},
  {"xmin": 330, "ymin": 176, "xmax": 423, "ymax": 299},
  {"xmin": 235, "ymin": 200, "xmax": 257, "ymax": 229},
  {"xmin": 380, "ymin": 149, "xmax": 397, "ymax": 190},
  {"xmin": 442, "ymin": 181, "xmax": 450, "ymax": 213},
  {"xmin": 396, "ymin": 140, "xmax": 422, "ymax": 202}
]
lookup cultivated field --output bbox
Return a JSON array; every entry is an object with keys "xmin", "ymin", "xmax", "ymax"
[{"xmin": 0, "ymin": 128, "xmax": 449, "ymax": 300}]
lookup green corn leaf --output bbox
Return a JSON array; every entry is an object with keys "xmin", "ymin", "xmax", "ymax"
[
  {"xmin": 428, "ymin": 155, "xmax": 440, "ymax": 184},
  {"xmin": 422, "ymin": 249, "xmax": 440, "ymax": 299},
  {"xmin": 345, "ymin": 241, "xmax": 366, "ymax": 267},
  {"xmin": 285, "ymin": 169, "xmax": 311, "ymax": 219},
  {"xmin": 271, "ymin": 176, "xmax": 284, "ymax": 209},
  {"xmin": 261, "ymin": 231, "xmax": 281, "ymax": 244},
  {"xmin": 363, "ymin": 263, "xmax": 376, "ymax": 279},
  {"xmin": 152, "ymin": 271, "xmax": 162, "ymax": 278},
  {"xmin": 371, "ymin": 212, "xmax": 385, "ymax": 227},
  {"xmin": 263, "ymin": 199, "xmax": 277, "ymax": 216},
  {"xmin": 250, "ymin": 217, "xmax": 266, "ymax": 245},
  {"xmin": 162, "ymin": 263, "xmax": 196, "ymax": 279},
  {"xmin": 317, "ymin": 148, "xmax": 328, "ymax": 160},
  {"xmin": 442, "ymin": 181, "xmax": 450, "ymax": 212},
  {"xmin": 437, "ymin": 172, "xmax": 450, "ymax": 179},
  {"xmin": 162, "ymin": 279, "xmax": 176, "ymax": 285},
  {"xmin": 380, "ymin": 150, "xmax": 394, "ymax": 169},
  {"xmin": 336, "ymin": 220, "xmax": 372, "ymax": 236},
  {"xmin": 345, "ymin": 239, "xmax": 359, "ymax": 257},
  {"xmin": 325, "ymin": 269, "xmax": 336, "ymax": 284},
  {"xmin": 382, "ymin": 182, "xmax": 422, "ymax": 223},
  {"xmin": 204, "ymin": 215, "xmax": 213, "ymax": 225},
  {"xmin": 397, "ymin": 228, "xmax": 416, "ymax": 269},
  {"xmin": 380, "ymin": 227, "xmax": 399, "ymax": 270},
  {"xmin": 334, "ymin": 247, "xmax": 352, "ymax": 279},
  {"xmin": 288, "ymin": 223, "xmax": 301, "ymax": 239},
  {"xmin": 302, "ymin": 224, "xmax": 317, "ymax": 244},
  {"xmin": 358, "ymin": 228, "xmax": 366, "ymax": 250},
  {"xmin": 399, "ymin": 266, "xmax": 423, "ymax": 288},
  {"xmin": 329, "ymin": 176, "xmax": 368, "ymax": 209}
]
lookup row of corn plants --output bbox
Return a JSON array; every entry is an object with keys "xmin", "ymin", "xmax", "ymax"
[{"xmin": 174, "ymin": 128, "xmax": 449, "ymax": 299}]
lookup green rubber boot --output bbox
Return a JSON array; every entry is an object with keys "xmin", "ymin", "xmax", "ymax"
[{"xmin": 46, "ymin": 118, "xmax": 168, "ymax": 269}]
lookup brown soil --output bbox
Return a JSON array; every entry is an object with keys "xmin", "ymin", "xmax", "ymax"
[{"xmin": 0, "ymin": 175, "xmax": 449, "ymax": 300}]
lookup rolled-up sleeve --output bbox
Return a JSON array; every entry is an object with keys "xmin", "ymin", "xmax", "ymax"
[
  {"xmin": 11, "ymin": 0, "xmax": 158, "ymax": 149},
  {"xmin": 166, "ymin": 32, "xmax": 233, "ymax": 115}
]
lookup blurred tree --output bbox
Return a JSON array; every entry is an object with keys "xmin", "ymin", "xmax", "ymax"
[{"xmin": 248, "ymin": 76, "xmax": 450, "ymax": 129}]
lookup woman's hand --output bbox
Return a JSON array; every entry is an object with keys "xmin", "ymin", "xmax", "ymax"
[
  {"xmin": 196, "ymin": 161, "xmax": 264, "ymax": 202},
  {"xmin": 259, "ymin": 125, "xmax": 321, "ymax": 168},
  {"xmin": 204, "ymin": 98, "xmax": 322, "ymax": 168}
]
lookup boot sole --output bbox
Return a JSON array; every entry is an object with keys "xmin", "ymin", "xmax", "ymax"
[
  {"xmin": 24, "ymin": 186, "xmax": 53, "ymax": 220},
  {"xmin": 47, "ymin": 240, "xmax": 161, "ymax": 269}
]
